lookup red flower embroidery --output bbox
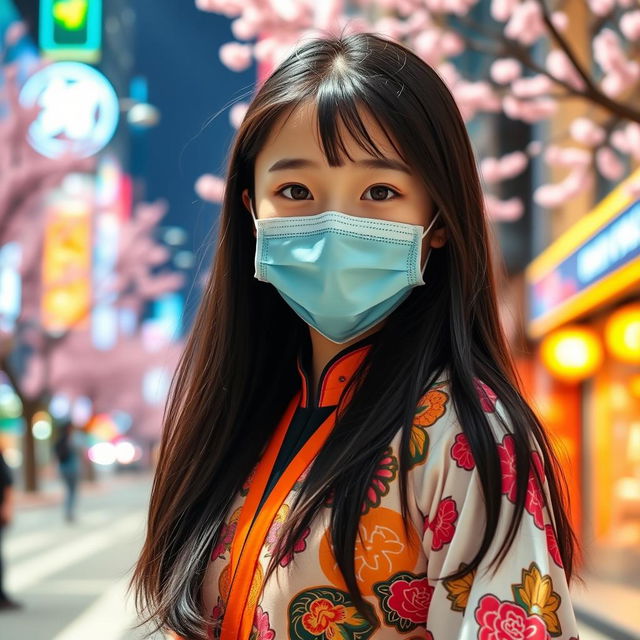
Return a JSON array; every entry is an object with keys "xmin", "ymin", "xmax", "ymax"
[
  {"xmin": 208, "ymin": 596, "xmax": 224, "ymax": 640},
  {"xmin": 424, "ymin": 496, "xmax": 458, "ymax": 551},
  {"xmin": 362, "ymin": 448, "xmax": 398, "ymax": 514},
  {"xmin": 498, "ymin": 435, "xmax": 546, "ymax": 530},
  {"xmin": 253, "ymin": 605, "xmax": 275, "ymax": 640},
  {"xmin": 526, "ymin": 452, "xmax": 545, "ymax": 529},
  {"xmin": 475, "ymin": 594, "xmax": 550, "ymax": 639},
  {"xmin": 210, "ymin": 520, "xmax": 237, "ymax": 561},
  {"xmin": 301, "ymin": 598, "xmax": 347, "ymax": 633},
  {"xmin": 280, "ymin": 527, "xmax": 310, "ymax": 567},
  {"xmin": 474, "ymin": 379, "xmax": 498, "ymax": 413},
  {"xmin": 451, "ymin": 432, "xmax": 475, "ymax": 470},
  {"xmin": 545, "ymin": 523, "xmax": 563, "ymax": 568},
  {"xmin": 387, "ymin": 576, "xmax": 433, "ymax": 623}
]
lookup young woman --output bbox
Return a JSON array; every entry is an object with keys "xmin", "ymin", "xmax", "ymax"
[{"xmin": 131, "ymin": 32, "xmax": 583, "ymax": 640}]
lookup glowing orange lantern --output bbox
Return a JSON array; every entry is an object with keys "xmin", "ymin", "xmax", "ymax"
[
  {"xmin": 540, "ymin": 326, "xmax": 603, "ymax": 382},
  {"xmin": 604, "ymin": 302, "xmax": 640, "ymax": 364}
]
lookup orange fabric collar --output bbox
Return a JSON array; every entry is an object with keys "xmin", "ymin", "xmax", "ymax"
[{"xmin": 295, "ymin": 336, "xmax": 375, "ymax": 408}]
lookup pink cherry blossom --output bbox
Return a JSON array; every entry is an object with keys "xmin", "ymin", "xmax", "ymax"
[
  {"xmin": 230, "ymin": 102, "xmax": 249, "ymax": 129},
  {"xmin": 596, "ymin": 146, "xmax": 625, "ymax": 180},
  {"xmin": 219, "ymin": 42, "xmax": 254, "ymax": 72},
  {"xmin": 481, "ymin": 151, "xmax": 529, "ymax": 184},
  {"xmin": 569, "ymin": 117, "xmax": 606, "ymax": 146},
  {"xmin": 511, "ymin": 74, "xmax": 553, "ymax": 98},
  {"xmin": 550, "ymin": 11, "xmax": 569, "ymax": 31},
  {"xmin": 593, "ymin": 28, "xmax": 639, "ymax": 94},
  {"xmin": 545, "ymin": 50, "xmax": 586, "ymax": 90},
  {"xmin": 491, "ymin": 0, "xmax": 519, "ymax": 22},
  {"xmin": 620, "ymin": 10, "xmax": 640, "ymax": 40},
  {"xmin": 195, "ymin": 174, "xmax": 226, "ymax": 203},
  {"xmin": 545, "ymin": 145, "xmax": 591, "ymax": 168},
  {"xmin": 589, "ymin": 0, "xmax": 616, "ymax": 16},
  {"xmin": 503, "ymin": 95, "xmax": 557, "ymax": 122},
  {"xmin": 490, "ymin": 58, "xmax": 522, "ymax": 84},
  {"xmin": 484, "ymin": 194, "xmax": 524, "ymax": 221},
  {"xmin": 534, "ymin": 168, "xmax": 594, "ymax": 208},
  {"xmin": 611, "ymin": 122, "xmax": 640, "ymax": 160},
  {"xmin": 504, "ymin": 0, "xmax": 547, "ymax": 46}
]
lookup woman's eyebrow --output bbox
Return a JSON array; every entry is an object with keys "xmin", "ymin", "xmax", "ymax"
[{"xmin": 268, "ymin": 157, "xmax": 412, "ymax": 175}]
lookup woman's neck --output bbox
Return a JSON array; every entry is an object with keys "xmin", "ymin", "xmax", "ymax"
[{"xmin": 307, "ymin": 323, "xmax": 383, "ymax": 393}]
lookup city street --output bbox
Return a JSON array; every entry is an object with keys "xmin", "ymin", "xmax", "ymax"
[
  {"xmin": 0, "ymin": 471, "xmax": 615, "ymax": 640},
  {"xmin": 1, "ymin": 472, "xmax": 168, "ymax": 640}
]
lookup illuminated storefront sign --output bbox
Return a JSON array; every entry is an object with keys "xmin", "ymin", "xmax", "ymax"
[
  {"xmin": 19, "ymin": 61, "xmax": 119, "ymax": 159},
  {"xmin": 526, "ymin": 168, "xmax": 640, "ymax": 339},
  {"xmin": 41, "ymin": 184, "xmax": 93, "ymax": 333},
  {"xmin": 39, "ymin": 0, "xmax": 102, "ymax": 62}
]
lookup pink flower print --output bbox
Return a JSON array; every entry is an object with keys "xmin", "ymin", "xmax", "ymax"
[
  {"xmin": 451, "ymin": 432, "xmax": 475, "ymax": 470},
  {"xmin": 208, "ymin": 596, "xmax": 224, "ymax": 640},
  {"xmin": 387, "ymin": 576, "xmax": 434, "ymax": 623},
  {"xmin": 425, "ymin": 496, "xmax": 458, "ymax": 551},
  {"xmin": 265, "ymin": 519, "xmax": 283, "ymax": 550},
  {"xmin": 361, "ymin": 447, "xmax": 398, "ymax": 514},
  {"xmin": 499, "ymin": 435, "xmax": 547, "ymax": 529},
  {"xmin": 475, "ymin": 594, "xmax": 550, "ymax": 640},
  {"xmin": 498, "ymin": 435, "xmax": 518, "ymax": 501},
  {"xmin": 545, "ymin": 523, "xmax": 563, "ymax": 568},
  {"xmin": 210, "ymin": 520, "xmax": 237, "ymax": 561},
  {"xmin": 280, "ymin": 527, "xmax": 310, "ymax": 567},
  {"xmin": 253, "ymin": 605, "xmax": 276, "ymax": 640},
  {"xmin": 474, "ymin": 379, "xmax": 498, "ymax": 413},
  {"xmin": 526, "ymin": 452, "xmax": 545, "ymax": 529}
]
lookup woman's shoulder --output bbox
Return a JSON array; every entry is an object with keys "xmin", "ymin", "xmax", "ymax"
[{"xmin": 413, "ymin": 368, "xmax": 510, "ymax": 445}]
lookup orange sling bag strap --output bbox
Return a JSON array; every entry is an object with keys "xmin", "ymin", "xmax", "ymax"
[{"xmin": 221, "ymin": 389, "xmax": 341, "ymax": 639}]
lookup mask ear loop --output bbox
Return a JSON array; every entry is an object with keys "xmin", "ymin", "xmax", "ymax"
[
  {"xmin": 248, "ymin": 198, "xmax": 258, "ymax": 228},
  {"xmin": 419, "ymin": 209, "xmax": 441, "ymax": 275}
]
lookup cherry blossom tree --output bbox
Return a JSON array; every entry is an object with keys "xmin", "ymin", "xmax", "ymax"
[
  {"xmin": 194, "ymin": 0, "xmax": 640, "ymax": 220},
  {"xmin": 0, "ymin": 26, "xmax": 95, "ymax": 248},
  {"xmin": 1, "ymin": 21, "xmax": 186, "ymax": 491},
  {"xmin": 1, "ymin": 199, "xmax": 185, "ymax": 491}
]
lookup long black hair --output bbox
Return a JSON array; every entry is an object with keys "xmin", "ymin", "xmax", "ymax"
[{"xmin": 130, "ymin": 31, "xmax": 582, "ymax": 637}]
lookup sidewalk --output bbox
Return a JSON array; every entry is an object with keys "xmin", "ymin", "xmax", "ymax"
[
  {"xmin": 571, "ymin": 575, "xmax": 640, "ymax": 640},
  {"xmin": 13, "ymin": 468, "xmax": 154, "ymax": 511}
]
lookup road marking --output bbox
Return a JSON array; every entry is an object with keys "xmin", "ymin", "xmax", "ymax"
[
  {"xmin": 29, "ymin": 578, "xmax": 116, "ymax": 595},
  {"xmin": 9, "ymin": 512, "xmax": 145, "ymax": 593},
  {"xmin": 6, "ymin": 510, "xmax": 114, "ymax": 558},
  {"xmin": 51, "ymin": 575, "xmax": 140, "ymax": 640},
  {"xmin": 51, "ymin": 573, "xmax": 169, "ymax": 640}
]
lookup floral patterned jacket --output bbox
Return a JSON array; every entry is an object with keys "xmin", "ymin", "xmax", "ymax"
[{"xmin": 197, "ymin": 340, "xmax": 580, "ymax": 640}]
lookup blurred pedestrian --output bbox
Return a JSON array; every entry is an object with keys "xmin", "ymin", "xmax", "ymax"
[
  {"xmin": 0, "ymin": 444, "xmax": 22, "ymax": 611},
  {"xmin": 53, "ymin": 420, "xmax": 82, "ymax": 523}
]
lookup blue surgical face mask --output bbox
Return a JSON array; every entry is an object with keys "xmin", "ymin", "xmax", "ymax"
[{"xmin": 249, "ymin": 201, "xmax": 441, "ymax": 344}]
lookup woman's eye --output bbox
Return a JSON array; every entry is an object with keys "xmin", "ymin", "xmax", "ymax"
[
  {"xmin": 276, "ymin": 184, "xmax": 399, "ymax": 201},
  {"xmin": 363, "ymin": 185, "xmax": 399, "ymax": 201},
  {"xmin": 277, "ymin": 184, "xmax": 311, "ymax": 200}
]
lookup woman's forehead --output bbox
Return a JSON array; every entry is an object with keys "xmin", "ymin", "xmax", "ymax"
[{"xmin": 258, "ymin": 99, "xmax": 404, "ymax": 167}]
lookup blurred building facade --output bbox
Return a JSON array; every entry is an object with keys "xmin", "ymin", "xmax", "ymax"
[{"xmin": 518, "ymin": 2, "xmax": 640, "ymax": 632}]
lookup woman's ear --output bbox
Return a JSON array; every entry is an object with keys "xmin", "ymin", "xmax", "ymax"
[
  {"xmin": 430, "ymin": 226, "xmax": 447, "ymax": 248},
  {"xmin": 241, "ymin": 189, "xmax": 256, "ymax": 237},
  {"xmin": 241, "ymin": 188, "xmax": 251, "ymax": 213}
]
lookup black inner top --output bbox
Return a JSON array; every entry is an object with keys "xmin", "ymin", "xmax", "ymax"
[{"xmin": 255, "ymin": 331, "xmax": 378, "ymax": 512}]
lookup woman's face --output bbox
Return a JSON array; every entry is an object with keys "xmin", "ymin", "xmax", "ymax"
[{"xmin": 243, "ymin": 100, "xmax": 447, "ymax": 254}]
